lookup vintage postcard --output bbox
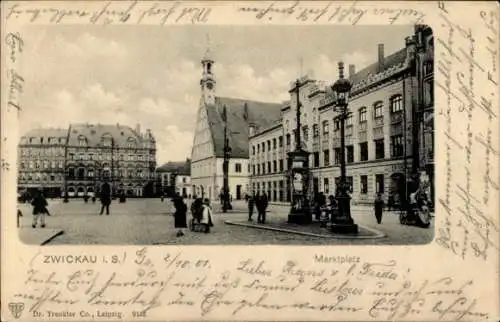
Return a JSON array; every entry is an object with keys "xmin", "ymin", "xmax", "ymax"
[{"xmin": 1, "ymin": 1, "xmax": 499, "ymax": 321}]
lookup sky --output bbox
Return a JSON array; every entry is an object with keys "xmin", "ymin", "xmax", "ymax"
[{"xmin": 18, "ymin": 25, "xmax": 413, "ymax": 165}]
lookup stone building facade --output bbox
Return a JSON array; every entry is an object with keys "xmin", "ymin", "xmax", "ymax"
[
  {"xmin": 190, "ymin": 48, "xmax": 282, "ymax": 201},
  {"xmin": 18, "ymin": 123, "xmax": 157, "ymax": 198},
  {"xmin": 248, "ymin": 119, "xmax": 287, "ymax": 201},
  {"xmin": 249, "ymin": 25, "xmax": 434, "ymax": 206},
  {"xmin": 17, "ymin": 128, "xmax": 68, "ymax": 198}
]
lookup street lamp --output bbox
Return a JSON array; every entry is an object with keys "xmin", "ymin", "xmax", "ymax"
[
  {"xmin": 222, "ymin": 105, "xmax": 238, "ymax": 213},
  {"xmin": 330, "ymin": 62, "xmax": 358, "ymax": 234}
]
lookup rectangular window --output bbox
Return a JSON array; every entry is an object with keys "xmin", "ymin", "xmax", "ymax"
[
  {"xmin": 267, "ymin": 162, "xmax": 271, "ymax": 173},
  {"xmin": 279, "ymin": 159, "xmax": 283, "ymax": 172},
  {"xmin": 313, "ymin": 124, "xmax": 319, "ymax": 137},
  {"xmin": 303, "ymin": 126, "xmax": 309, "ymax": 141},
  {"xmin": 262, "ymin": 143, "xmax": 266, "ymax": 152},
  {"xmin": 323, "ymin": 149, "xmax": 330, "ymax": 166},
  {"xmin": 252, "ymin": 146, "xmax": 255, "ymax": 155},
  {"xmin": 257, "ymin": 145, "xmax": 260, "ymax": 153},
  {"xmin": 235, "ymin": 163, "xmax": 242, "ymax": 173},
  {"xmin": 286, "ymin": 134, "xmax": 291, "ymax": 146},
  {"xmin": 391, "ymin": 135, "xmax": 404, "ymax": 157},
  {"xmin": 313, "ymin": 152, "xmax": 320, "ymax": 167},
  {"xmin": 391, "ymin": 95, "xmax": 403, "ymax": 113},
  {"xmin": 359, "ymin": 108, "xmax": 367, "ymax": 123},
  {"xmin": 322, "ymin": 120, "xmax": 329, "ymax": 135},
  {"xmin": 360, "ymin": 175, "xmax": 368, "ymax": 194},
  {"xmin": 334, "ymin": 148, "xmax": 341, "ymax": 165},
  {"xmin": 359, "ymin": 142, "xmax": 368, "ymax": 161},
  {"xmin": 279, "ymin": 136, "xmax": 283, "ymax": 147},
  {"xmin": 253, "ymin": 165, "xmax": 256, "ymax": 175},
  {"xmin": 346, "ymin": 146, "xmax": 354, "ymax": 163},
  {"xmin": 273, "ymin": 161, "xmax": 277, "ymax": 172},
  {"xmin": 346, "ymin": 114, "xmax": 353, "ymax": 127},
  {"xmin": 262, "ymin": 163, "xmax": 265, "ymax": 174},
  {"xmin": 334, "ymin": 118, "xmax": 341, "ymax": 131},
  {"xmin": 424, "ymin": 80, "xmax": 433, "ymax": 106},
  {"xmin": 273, "ymin": 138, "xmax": 277, "ymax": 149},
  {"xmin": 374, "ymin": 103, "xmax": 383, "ymax": 118},
  {"xmin": 376, "ymin": 174, "xmax": 384, "ymax": 193},
  {"xmin": 375, "ymin": 139, "xmax": 385, "ymax": 159},
  {"xmin": 267, "ymin": 140, "xmax": 271, "ymax": 151},
  {"xmin": 324, "ymin": 178, "xmax": 329, "ymax": 194},
  {"xmin": 257, "ymin": 164, "xmax": 260, "ymax": 175}
]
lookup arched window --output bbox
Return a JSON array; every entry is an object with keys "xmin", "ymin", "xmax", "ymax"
[
  {"xmin": 359, "ymin": 107, "xmax": 367, "ymax": 123},
  {"xmin": 390, "ymin": 95, "xmax": 403, "ymax": 113},
  {"xmin": 374, "ymin": 101, "xmax": 384, "ymax": 118}
]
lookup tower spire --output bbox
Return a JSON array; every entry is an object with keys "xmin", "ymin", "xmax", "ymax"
[{"xmin": 203, "ymin": 33, "xmax": 213, "ymax": 62}]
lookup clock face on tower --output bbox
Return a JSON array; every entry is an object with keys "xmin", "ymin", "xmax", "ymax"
[{"xmin": 206, "ymin": 83, "xmax": 213, "ymax": 90}]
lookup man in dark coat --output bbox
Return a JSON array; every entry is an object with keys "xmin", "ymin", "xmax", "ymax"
[
  {"xmin": 31, "ymin": 190, "xmax": 48, "ymax": 228},
  {"xmin": 374, "ymin": 193, "xmax": 385, "ymax": 224},
  {"xmin": 173, "ymin": 196, "xmax": 187, "ymax": 236},
  {"xmin": 99, "ymin": 180, "xmax": 112, "ymax": 215},
  {"xmin": 247, "ymin": 195, "xmax": 255, "ymax": 221},
  {"xmin": 257, "ymin": 193, "xmax": 268, "ymax": 224}
]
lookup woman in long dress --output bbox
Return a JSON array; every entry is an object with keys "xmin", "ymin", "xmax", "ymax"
[{"xmin": 173, "ymin": 196, "xmax": 187, "ymax": 237}]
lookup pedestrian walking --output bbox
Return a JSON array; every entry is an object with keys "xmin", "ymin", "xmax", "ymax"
[
  {"xmin": 200, "ymin": 198, "xmax": 214, "ymax": 233},
  {"xmin": 257, "ymin": 193, "xmax": 268, "ymax": 224},
  {"xmin": 99, "ymin": 180, "xmax": 112, "ymax": 215},
  {"xmin": 17, "ymin": 208, "xmax": 23, "ymax": 228},
  {"xmin": 31, "ymin": 190, "xmax": 48, "ymax": 228},
  {"xmin": 173, "ymin": 196, "xmax": 188, "ymax": 237},
  {"xmin": 374, "ymin": 193, "xmax": 385, "ymax": 224},
  {"xmin": 247, "ymin": 195, "xmax": 255, "ymax": 221}
]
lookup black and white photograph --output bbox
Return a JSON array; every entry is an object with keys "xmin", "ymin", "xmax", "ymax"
[{"xmin": 15, "ymin": 24, "xmax": 435, "ymax": 246}]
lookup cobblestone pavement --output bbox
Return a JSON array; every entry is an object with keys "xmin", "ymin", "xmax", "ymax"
[{"xmin": 17, "ymin": 198, "xmax": 434, "ymax": 245}]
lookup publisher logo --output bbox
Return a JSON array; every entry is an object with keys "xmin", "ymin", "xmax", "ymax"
[{"xmin": 8, "ymin": 302, "xmax": 25, "ymax": 319}]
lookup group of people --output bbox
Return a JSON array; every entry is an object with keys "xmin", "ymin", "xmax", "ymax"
[
  {"xmin": 172, "ymin": 195, "xmax": 214, "ymax": 237},
  {"xmin": 310, "ymin": 191, "xmax": 387, "ymax": 226},
  {"xmin": 246, "ymin": 193, "xmax": 269, "ymax": 223}
]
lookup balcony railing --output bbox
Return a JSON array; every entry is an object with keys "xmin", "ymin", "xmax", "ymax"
[
  {"xmin": 391, "ymin": 112, "xmax": 403, "ymax": 124},
  {"xmin": 373, "ymin": 117, "xmax": 384, "ymax": 127}
]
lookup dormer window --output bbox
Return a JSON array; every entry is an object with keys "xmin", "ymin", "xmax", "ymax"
[
  {"xmin": 78, "ymin": 135, "xmax": 87, "ymax": 147},
  {"xmin": 101, "ymin": 134, "xmax": 113, "ymax": 147},
  {"xmin": 127, "ymin": 137, "xmax": 137, "ymax": 149}
]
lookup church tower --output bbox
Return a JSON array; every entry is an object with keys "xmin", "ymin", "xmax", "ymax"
[{"xmin": 200, "ymin": 47, "xmax": 216, "ymax": 106}]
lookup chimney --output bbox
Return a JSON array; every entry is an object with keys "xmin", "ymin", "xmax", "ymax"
[
  {"xmin": 377, "ymin": 44, "xmax": 385, "ymax": 72},
  {"xmin": 348, "ymin": 64, "xmax": 356, "ymax": 78},
  {"xmin": 135, "ymin": 123, "xmax": 141, "ymax": 134}
]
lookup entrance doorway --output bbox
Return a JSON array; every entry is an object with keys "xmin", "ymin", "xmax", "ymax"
[{"xmin": 236, "ymin": 185, "xmax": 242, "ymax": 200}]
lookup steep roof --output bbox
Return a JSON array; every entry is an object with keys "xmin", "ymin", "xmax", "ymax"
[
  {"xmin": 207, "ymin": 96, "xmax": 282, "ymax": 158},
  {"xmin": 349, "ymin": 48, "xmax": 408, "ymax": 91},
  {"xmin": 67, "ymin": 123, "xmax": 154, "ymax": 148},
  {"xmin": 156, "ymin": 159, "xmax": 191, "ymax": 175},
  {"xmin": 20, "ymin": 128, "xmax": 68, "ymax": 144}
]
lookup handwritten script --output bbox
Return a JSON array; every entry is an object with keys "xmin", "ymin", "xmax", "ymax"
[
  {"xmin": 3, "ymin": 1, "xmax": 427, "ymax": 25},
  {"xmin": 434, "ymin": 2, "xmax": 499, "ymax": 261},
  {"xmin": 11, "ymin": 249, "xmax": 490, "ymax": 320}
]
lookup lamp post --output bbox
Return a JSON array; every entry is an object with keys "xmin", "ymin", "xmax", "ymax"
[
  {"xmin": 63, "ymin": 127, "xmax": 71, "ymax": 203},
  {"xmin": 222, "ymin": 105, "xmax": 233, "ymax": 213},
  {"xmin": 330, "ymin": 62, "xmax": 358, "ymax": 234},
  {"xmin": 287, "ymin": 78, "xmax": 311, "ymax": 224}
]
